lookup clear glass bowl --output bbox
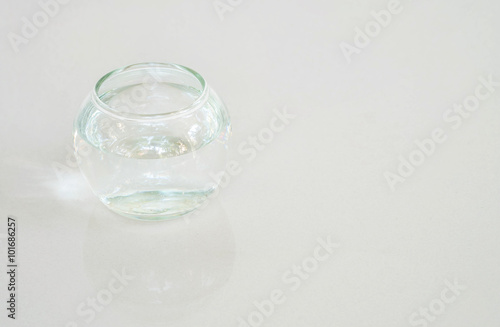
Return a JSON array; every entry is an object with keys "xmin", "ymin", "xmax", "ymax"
[{"xmin": 74, "ymin": 62, "xmax": 231, "ymax": 220}]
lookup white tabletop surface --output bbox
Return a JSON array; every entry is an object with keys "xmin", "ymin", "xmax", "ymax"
[{"xmin": 1, "ymin": 0, "xmax": 500, "ymax": 326}]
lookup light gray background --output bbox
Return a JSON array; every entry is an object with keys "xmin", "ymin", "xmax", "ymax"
[{"xmin": 1, "ymin": 0, "xmax": 500, "ymax": 326}]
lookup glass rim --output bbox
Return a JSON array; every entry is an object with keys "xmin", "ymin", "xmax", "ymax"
[{"xmin": 91, "ymin": 62, "xmax": 209, "ymax": 122}]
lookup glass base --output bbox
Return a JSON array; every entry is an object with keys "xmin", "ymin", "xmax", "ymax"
[{"xmin": 100, "ymin": 189, "xmax": 212, "ymax": 221}]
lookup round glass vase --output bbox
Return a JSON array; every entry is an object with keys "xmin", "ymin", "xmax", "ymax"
[{"xmin": 73, "ymin": 63, "xmax": 231, "ymax": 220}]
